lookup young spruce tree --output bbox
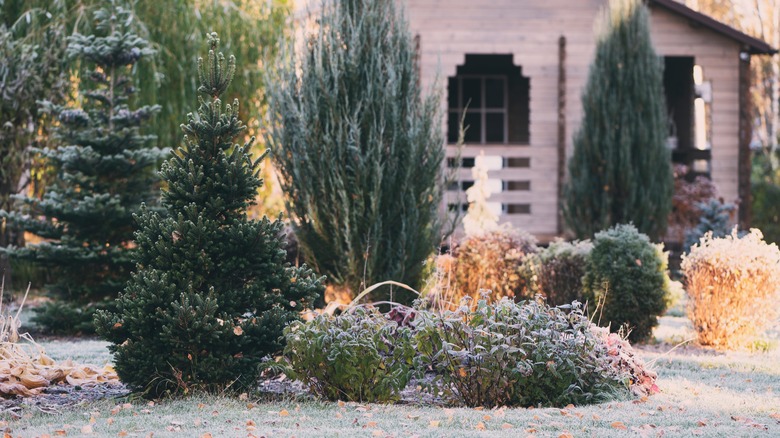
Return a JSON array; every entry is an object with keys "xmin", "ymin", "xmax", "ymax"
[
  {"xmin": 1, "ymin": 1, "xmax": 166, "ymax": 330},
  {"xmin": 563, "ymin": 0, "xmax": 672, "ymax": 241},
  {"xmin": 95, "ymin": 33, "xmax": 323, "ymax": 398},
  {"xmin": 267, "ymin": 0, "xmax": 446, "ymax": 302}
]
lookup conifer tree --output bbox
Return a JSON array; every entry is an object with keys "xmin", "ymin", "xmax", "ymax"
[
  {"xmin": 1, "ymin": 1, "xmax": 166, "ymax": 320},
  {"xmin": 267, "ymin": 0, "xmax": 446, "ymax": 301},
  {"xmin": 563, "ymin": 0, "xmax": 672, "ymax": 241},
  {"xmin": 95, "ymin": 33, "xmax": 323, "ymax": 398}
]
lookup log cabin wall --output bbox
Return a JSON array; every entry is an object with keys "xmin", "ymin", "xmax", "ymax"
[{"xmin": 403, "ymin": 0, "xmax": 744, "ymax": 242}]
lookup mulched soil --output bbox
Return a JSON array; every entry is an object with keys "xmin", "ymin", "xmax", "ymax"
[{"xmin": 0, "ymin": 383, "xmax": 129, "ymax": 418}]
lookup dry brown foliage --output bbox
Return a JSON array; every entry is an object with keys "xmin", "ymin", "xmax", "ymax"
[
  {"xmin": 429, "ymin": 227, "xmax": 537, "ymax": 310},
  {"xmin": 682, "ymin": 229, "xmax": 780, "ymax": 349},
  {"xmin": 0, "ymin": 280, "xmax": 120, "ymax": 397}
]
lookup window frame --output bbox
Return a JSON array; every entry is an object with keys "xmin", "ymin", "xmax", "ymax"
[{"xmin": 449, "ymin": 74, "xmax": 509, "ymax": 144}]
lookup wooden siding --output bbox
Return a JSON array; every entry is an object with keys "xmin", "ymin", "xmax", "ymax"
[{"xmin": 404, "ymin": 0, "xmax": 743, "ymax": 241}]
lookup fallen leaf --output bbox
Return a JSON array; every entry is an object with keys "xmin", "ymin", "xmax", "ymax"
[
  {"xmin": 611, "ymin": 421, "xmax": 628, "ymax": 430},
  {"xmin": 501, "ymin": 423, "xmax": 513, "ymax": 429},
  {"xmin": 697, "ymin": 419, "xmax": 707, "ymax": 427},
  {"xmin": 366, "ymin": 421, "xmax": 378, "ymax": 428},
  {"xmin": 406, "ymin": 414, "xmax": 420, "ymax": 420},
  {"xmin": 110, "ymin": 407, "xmax": 121, "ymax": 415},
  {"xmin": 81, "ymin": 426, "xmax": 93, "ymax": 435},
  {"xmin": 483, "ymin": 415, "xmax": 491, "ymax": 421},
  {"xmin": 526, "ymin": 428, "xmax": 537, "ymax": 433},
  {"xmin": 335, "ymin": 413, "xmax": 343, "ymax": 419},
  {"xmin": 106, "ymin": 418, "xmax": 114, "ymax": 425},
  {"xmin": 118, "ymin": 432, "xmax": 128, "ymax": 437},
  {"xmin": 197, "ymin": 403, "xmax": 205, "ymax": 409},
  {"xmin": 770, "ymin": 413, "xmax": 780, "ymax": 420},
  {"xmin": 371, "ymin": 431, "xmax": 383, "ymax": 437},
  {"xmin": 148, "ymin": 401, "xmax": 155, "ymax": 407},
  {"xmin": 246, "ymin": 420, "xmax": 256, "ymax": 427},
  {"xmin": 430, "ymin": 420, "xmax": 440, "ymax": 427},
  {"xmin": 122, "ymin": 403, "xmax": 132, "ymax": 410},
  {"xmin": 558, "ymin": 433, "xmax": 574, "ymax": 438},
  {"xmin": 474, "ymin": 407, "xmax": 484, "ymax": 411},
  {"xmin": 279, "ymin": 409, "xmax": 290, "ymax": 417},
  {"xmin": 54, "ymin": 431, "xmax": 67, "ymax": 436},
  {"xmin": 338, "ymin": 401, "xmax": 346, "ymax": 408},
  {"xmin": 475, "ymin": 421, "xmax": 486, "ymax": 430},
  {"xmin": 592, "ymin": 414, "xmax": 601, "ymax": 421},
  {"xmin": 233, "ymin": 326, "xmax": 244, "ymax": 336},
  {"xmin": 565, "ymin": 404, "xmax": 575, "ymax": 409},
  {"xmin": 200, "ymin": 434, "xmax": 212, "ymax": 438}
]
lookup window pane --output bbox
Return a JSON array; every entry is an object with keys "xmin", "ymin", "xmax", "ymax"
[
  {"xmin": 462, "ymin": 78, "xmax": 482, "ymax": 109},
  {"xmin": 485, "ymin": 113, "xmax": 504, "ymax": 143},
  {"xmin": 447, "ymin": 77, "xmax": 458, "ymax": 109},
  {"xmin": 463, "ymin": 112, "xmax": 481, "ymax": 143},
  {"xmin": 448, "ymin": 112, "xmax": 460, "ymax": 143},
  {"xmin": 485, "ymin": 78, "xmax": 505, "ymax": 108}
]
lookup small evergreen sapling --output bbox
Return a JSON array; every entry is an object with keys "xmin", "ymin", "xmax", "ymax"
[{"xmin": 95, "ymin": 33, "xmax": 323, "ymax": 397}]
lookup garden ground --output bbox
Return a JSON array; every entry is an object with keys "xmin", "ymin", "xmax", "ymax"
[{"xmin": 3, "ymin": 314, "xmax": 779, "ymax": 437}]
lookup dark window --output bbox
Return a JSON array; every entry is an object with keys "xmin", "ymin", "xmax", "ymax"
[
  {"xmin": 504, "ymin": 180, "xmax": 531, "ymax": 191},
  {"xmin": 504, "ymin": 204, "xmax": 531, "ymax": 214},
  {"xmin": 504, "ymin": 157, "xmax": 530, "ymax": 168},
  {"xmin": 448, "ymin": 54, "xmax": 530, "ymax": 145}
]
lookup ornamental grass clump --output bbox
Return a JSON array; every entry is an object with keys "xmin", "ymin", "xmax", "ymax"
[
  {"xmin": 682, "ymin": 229, "xmax": 780, "ymax": 349},
  {"xmin": 412, "ymin": 296, "xmax": 633, "ymax": 408},
  {"xmin": 521, "ymin": 240, "xmax": 592, "ymax": 306},
  {"xmin": 281, "ymin": 307, "xmax": 414, "ymax": 403}
]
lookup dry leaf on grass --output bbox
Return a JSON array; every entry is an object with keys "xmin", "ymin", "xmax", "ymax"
[{"xmin": 611, "ymin": 421, "xmax": 628, "ymax": 430}]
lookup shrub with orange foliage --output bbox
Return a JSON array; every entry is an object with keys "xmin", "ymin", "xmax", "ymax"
[
  {"xmin": 431, "ymin": 227, "xmax": 537, "ymax": 309},
  {"xmin": 682, "ymin": 229, "xmax": 780, "ymax": 349}
]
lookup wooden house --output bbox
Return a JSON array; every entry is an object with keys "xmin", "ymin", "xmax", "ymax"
[{"xmin": 403, "ymin": 0, "xmax": 776, "ymax": 241}]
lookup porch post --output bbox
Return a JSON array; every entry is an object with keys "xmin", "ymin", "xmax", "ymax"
[{"xmin": 738, "ymin": 51, "xmax": 752, "ymax": 229}]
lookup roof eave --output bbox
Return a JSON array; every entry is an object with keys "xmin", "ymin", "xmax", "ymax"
[{"xmin": 649, "ymin": 0, "xmax": 778, "ymax": 55}]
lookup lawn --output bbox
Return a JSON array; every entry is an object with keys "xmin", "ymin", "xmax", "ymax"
[{"xmin": 3, "ymin": 316, "xmax": 780, "ymax": 438}]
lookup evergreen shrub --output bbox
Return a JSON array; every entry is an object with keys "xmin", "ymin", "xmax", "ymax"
[
  {"xmin": 563, "ymin": 0, "xmax": 672, "ymax": 241},
  {"xmin": 267, "ymin": 0, "xmax": 447, "ymax": 302},
  {"xmin": 94, "ymin": 34, "xmax": 323, "ymax": 397},
  {"xmin": 683, "ymin": 199, "xmax": 735, "ymax": 252},
  {"xmin": 521, "ymin": 240, "xmax": 592, "ymax": 306},
  {"xmin": 412, "ymin": 297, "xmax": 635, "ymax": 408},
  {"xmin": 583, "ymin": 224, "xmax": 670, "ymax": 343},
  {"xmin": 281, "ymin": 307, "xmax": 414, "ymax": 403},
  {"xmin": 682, "ymin": 229, "xmax": 780, "ymax": 349}
]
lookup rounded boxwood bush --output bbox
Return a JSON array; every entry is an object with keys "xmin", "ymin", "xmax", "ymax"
[{"xmin": 583, "ymin": 224, "xmax": 670, "ymax": 343}]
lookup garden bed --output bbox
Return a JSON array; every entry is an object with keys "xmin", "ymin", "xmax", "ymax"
[{"xmin": 1, "ymin": 316, "xmax": 778, "ymax": 437}]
